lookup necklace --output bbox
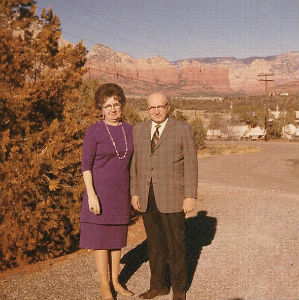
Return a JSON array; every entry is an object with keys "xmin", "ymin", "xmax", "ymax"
[{"xmin": 104, "ymin": 121, "xmax": 128, "ymax": 160}]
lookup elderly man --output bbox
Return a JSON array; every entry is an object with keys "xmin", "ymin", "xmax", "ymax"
[{"xmin": 130, "ymin": 92, "xmax": 198, "ymax": 300}]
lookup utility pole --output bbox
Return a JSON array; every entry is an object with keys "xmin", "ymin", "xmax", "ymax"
[{"xmin": 258, "ymin": 73, "xmax": 274, "ymax": 141}]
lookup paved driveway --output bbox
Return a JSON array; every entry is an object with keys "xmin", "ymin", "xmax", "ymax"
[
  {"xmin": 185, "ymin": 141, "xmax": 299, "ymax": 300},
  {"xmin": 1, "ymin": 141, "xmax": 298, "ymax": 300}
]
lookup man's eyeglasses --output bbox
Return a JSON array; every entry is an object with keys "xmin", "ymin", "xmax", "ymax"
[
  {"xmin": 147, "ymin": 103, "xmax": 169, "ymax": 112},
  {"xmin": 103, "ymin": 103, "xmax": 121, "ymax": 110}
]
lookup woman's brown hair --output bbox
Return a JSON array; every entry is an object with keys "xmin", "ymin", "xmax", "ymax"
[{"xmin": 95, "ymin": 83, "xmax": 126, "ymax": 110}]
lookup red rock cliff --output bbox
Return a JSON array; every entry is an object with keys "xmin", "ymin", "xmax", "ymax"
[{"xmin": 86, "ymin": 44, "xmax": 298, "ymax": 95}]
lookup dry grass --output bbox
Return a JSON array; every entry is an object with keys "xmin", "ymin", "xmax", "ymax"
[{"xmin": 198, "ymin": 144, "xmax": 260, "ymax": 157}]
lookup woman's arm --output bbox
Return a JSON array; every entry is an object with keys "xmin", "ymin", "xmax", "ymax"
[{"xmin": 83, "ymin": 170, "xmax": 100, "ymax": 215}]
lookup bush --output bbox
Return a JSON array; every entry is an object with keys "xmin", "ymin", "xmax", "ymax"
[
  {"xmin": 0, "ymin": 1, "xmax": 88, "ymax": 271},
  {"xmin": 0, "ymin": 120, "xmax": 87, "ymax": 270},
  {"xmin": 122, "ymin": 104, "xmax": 143, "ymax": 125},
  {"xmin": 0, "ymin": 80, "xmax": 142, "ymax": 271},
  {"xmin": 171, "ymin": 109, "xmax": 188, "ymax": 122},
  {"xmin": 191, "ymin": 117, "xmax": 207, "ymax": 150},
  {"xmin": 267, "ymin": 110, "xmax": 296, "ymax": 140}
]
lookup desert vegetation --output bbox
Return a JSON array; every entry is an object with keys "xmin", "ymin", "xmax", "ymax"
[{"xmin": 128, "ymin": 93, "xmax": 298, "ymax": 140}]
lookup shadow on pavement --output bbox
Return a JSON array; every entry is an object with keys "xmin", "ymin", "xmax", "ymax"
[
  {"xmin": 185, "ymin": 211, "xmax": 217, "ymax": 290},
  {"xmin": 119, "ymin": 240, "xmax": 148, "ymax": 285},
  {"xmin": 119, "ymin": 210, "xmax": 217, "ymax": 291}
]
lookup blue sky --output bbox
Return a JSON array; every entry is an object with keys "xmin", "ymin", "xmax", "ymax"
[{"xmin": 37, "ymin": 0, "xmax": 299, "ymax": 61}]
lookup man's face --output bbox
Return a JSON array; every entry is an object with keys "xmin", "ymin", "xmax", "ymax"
[{"xmin": 147, "ymin": 93, "xmax": 170, "ymax": 124}]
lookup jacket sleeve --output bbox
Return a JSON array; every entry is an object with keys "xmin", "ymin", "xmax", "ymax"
[
  {"xmin": 82, "ymin": 125, "xmax": 97, "ymax": 172},
  {"xmin": 130, "ymin": 125, "xmax": 138, "ymax": 196},
  {"xmin": 182, "ymin": 122, "xmax": 198, "ymax": 198}
]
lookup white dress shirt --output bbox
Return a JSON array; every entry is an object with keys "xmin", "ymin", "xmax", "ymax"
[{"xmin": 151, "ymin": 118, "xmax": 169, "ymax": 139}]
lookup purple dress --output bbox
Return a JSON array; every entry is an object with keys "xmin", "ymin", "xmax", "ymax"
[{"xmin": 79, "ymin": 121, "xmax": 133, "ymax": 250}]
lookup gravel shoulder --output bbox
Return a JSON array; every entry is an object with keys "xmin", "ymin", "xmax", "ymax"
[{"xmin": 1, "ymin": 141, "xmax": 298, "ymax": 300}]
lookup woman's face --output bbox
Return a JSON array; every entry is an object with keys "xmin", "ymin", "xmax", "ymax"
[{"xmin": 102, "ymin": 96, "xmax": 122, "ymax": 124}]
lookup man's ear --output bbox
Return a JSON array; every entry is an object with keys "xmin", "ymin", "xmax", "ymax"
[{"xmin": 167, "ymin": 103, "xmax": 172, "ymax": 114}]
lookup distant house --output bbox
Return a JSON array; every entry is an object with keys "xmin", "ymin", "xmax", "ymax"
[
  {"xmin": 206, "ymin": 125, "xmax": 265, "ymax": 141},
  {"xmin": 206, "ymin": 129, "xmax": 225, "ymax": 140},
  {"xmin": 245, "ymin": 127, "xmax": 265, "ymax": 140},
  {"xmin": 282, "ymin": 124, "xmax": 298, "ymax": 140},
  {"xmin": 228, "ymin": 125, "xmax": 249, "ymax": 140}
]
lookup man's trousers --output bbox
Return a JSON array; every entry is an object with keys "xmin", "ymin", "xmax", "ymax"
[{"xmin": 142, "ymin": 182, "xmax": 187, "ymax": 293}]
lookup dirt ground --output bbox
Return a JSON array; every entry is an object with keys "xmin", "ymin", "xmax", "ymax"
[{"xmin": 1, "ymin": 140, "xmax": 298, "ymax": 300}]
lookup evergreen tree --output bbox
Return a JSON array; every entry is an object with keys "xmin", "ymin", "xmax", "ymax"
[{"xmin": 0, "ymin": 0, "xmax": 88, "ymax": 270}]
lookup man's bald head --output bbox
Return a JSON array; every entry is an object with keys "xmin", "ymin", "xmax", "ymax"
[{"xmin": 147, "ymin": 92, "xmax": 168, "ymax": 106}]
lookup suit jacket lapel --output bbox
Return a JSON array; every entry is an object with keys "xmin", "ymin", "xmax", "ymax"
[
  {"xmin": 143, "ymin": 120, "xmax": 152, "ymax": 154},
  {"xmin": 154, "ymin": 117, "xmax": 174, "ymax": 151}
]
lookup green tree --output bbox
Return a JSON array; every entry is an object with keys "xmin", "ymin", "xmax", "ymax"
[
  {"xmin": 268, "ymin": 110, "xmax": 296, "ymax": 139},
  {"xmin": 191, "ymin": 117, "xmax": 207, "ymax": 149},
  {"xmin": 122, "ymin": 104, "xmax": 143, "ymax": 125},
  {"xmin": 208, "ymin": 113, "xmax": 223, "ymax": 130},
  {"xmin": 1, "ymin": 1, "xmax": 86, "ymax": 136},
  {"xmin": 231, "ymin": 104, "xmax": 264, "ymax": 128},
  {"xmin": 0, "ymin": 0, "xmax": 87, "ymax": 270},
  {"xmin": 172, "ymin": 109, "xmax": 188, "ymax": 121}
]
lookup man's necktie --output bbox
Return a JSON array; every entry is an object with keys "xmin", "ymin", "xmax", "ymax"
[{"xmin": 151, "ymin": 124, "xmax": 161, "ymax": 153}]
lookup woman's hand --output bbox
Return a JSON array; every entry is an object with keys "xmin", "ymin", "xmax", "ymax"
[{"xmin": 88, "ymin": 194, "xmax": 100, "ymax": 215}]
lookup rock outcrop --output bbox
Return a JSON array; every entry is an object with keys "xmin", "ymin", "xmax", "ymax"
[
  {"xmin": 86, "ymin": 44, "xmax": 299, "ymax": 95},
  {"xmin": 188, "ymin": 53, "xmax": 299, "ymax": 94}
]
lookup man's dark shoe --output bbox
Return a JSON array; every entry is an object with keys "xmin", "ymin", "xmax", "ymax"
[
  {"xmin": 139, "ymin": 287, "xmax": 170, "ymax": 299},
  {"xmin": 173, "ymin": 291, "xmax": 186, "ymax": 300}
]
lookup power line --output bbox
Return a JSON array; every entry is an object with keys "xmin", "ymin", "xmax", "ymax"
[
  {"xmin": 33, "ymin": 6, "xmax": 160, "ymax": 85},
  {"xmin": 63, "ymin": 0, "xmax": 188, "ymax": 58},
  {"xmin": 37, "ymin": 4, "xmax": 167, "ymax": 56},
  {"xmin": 65, "ymin": 0, "xmax": 173, "ymax": 47},
  {"xmin": 36, "ymin": 6, "xmax": 134, "ymax": 47},
  {"xmin": 85, "ymin": 65, "xmax": 157, "ymax": 85},
  {"xmin": 258, "ymin": 73, "xmax": 274, "ymax": 141}
]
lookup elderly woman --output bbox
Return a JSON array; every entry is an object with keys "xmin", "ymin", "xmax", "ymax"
[{"xmin": 79, "ymin": 83, "xmax": 133, "ymax": 299}]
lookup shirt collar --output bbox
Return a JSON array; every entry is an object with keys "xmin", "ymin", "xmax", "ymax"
[{"xmin": 151, "ymin": 117, "xmax": 169, "ymax": 128}]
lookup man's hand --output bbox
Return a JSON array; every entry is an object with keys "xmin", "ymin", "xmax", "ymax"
[
  {"xmin": 131, "ymin": 195, "xmax": 141, "ymax": 212},
  {"xmin": 88, "ymin": 194, "xmax": 100, "ymax": 215},
  {"xmin": 183, "ymin": 197, "xmax": 195, "ymax": 214}
]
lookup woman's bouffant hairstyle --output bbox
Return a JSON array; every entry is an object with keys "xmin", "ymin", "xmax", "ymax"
[{"xmin": 95, "ymin": 83, "xmax": 126, "ymax": 110}]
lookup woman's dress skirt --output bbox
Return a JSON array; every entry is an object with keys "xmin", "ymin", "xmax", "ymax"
[{"xmin": 79, "ymin": 223, "xmax": 128, "ymax": 250}]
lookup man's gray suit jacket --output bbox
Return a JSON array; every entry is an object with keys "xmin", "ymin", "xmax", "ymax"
[{"xmin": 130, "ymin": 117, "xmax": 198, "ymax": 213}]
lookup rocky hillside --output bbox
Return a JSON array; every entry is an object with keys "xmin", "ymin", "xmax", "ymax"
[
  {"xmin": 85, "ymin": 44, "xmax": 299, "ymax": 95},
  {"xmin": 181, "ymin": 52, "xmax": 299, "ymax": 94}
]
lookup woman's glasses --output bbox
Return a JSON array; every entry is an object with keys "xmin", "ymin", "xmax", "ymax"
[{"xmin": 103, "ymin": 103, "xmax": 121, "ymax": 110}]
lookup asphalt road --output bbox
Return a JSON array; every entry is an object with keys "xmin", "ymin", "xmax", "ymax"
[
  {"xmin": 184, "ymin": 141, "xmax": 299, "ymax": 300},
  {"xmin": 1, "ymin": 141, "xmax": 298, "ymax": 300}
]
